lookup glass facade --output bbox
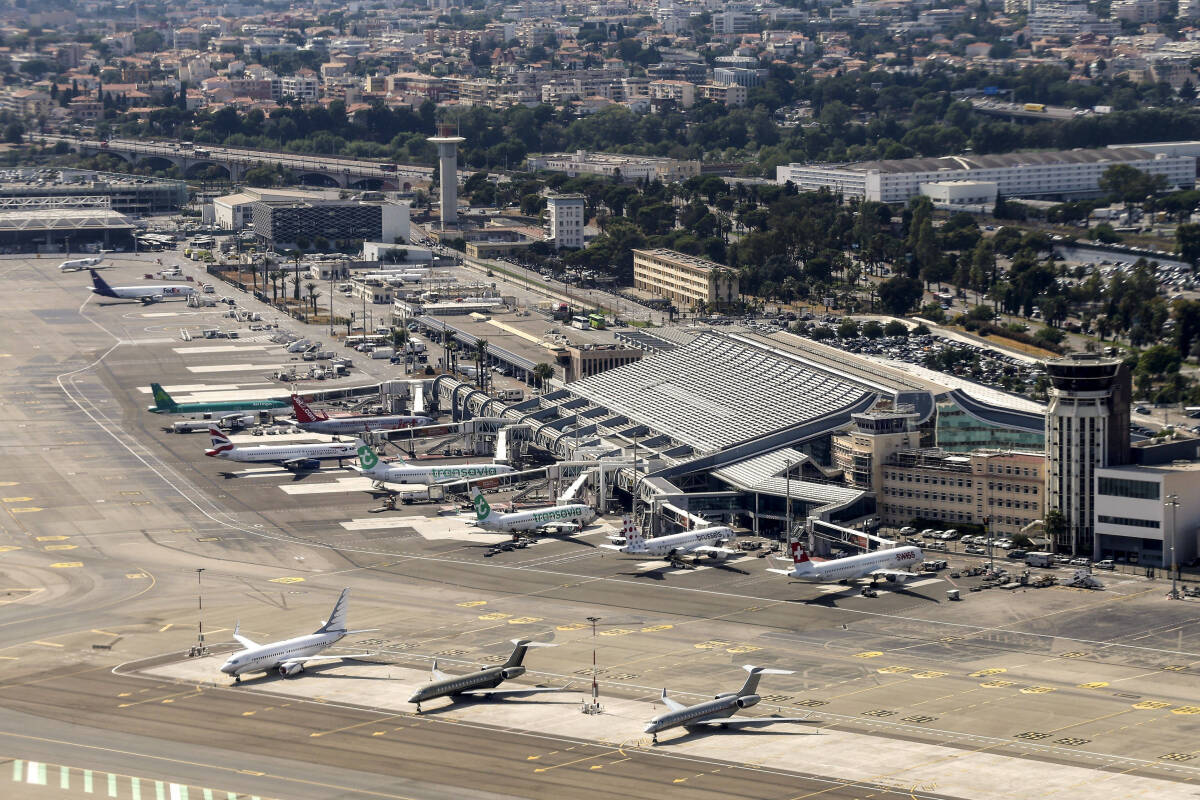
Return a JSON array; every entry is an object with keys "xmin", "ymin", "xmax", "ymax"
[
  {"xmin": 1097, "ymin": 477, "xmax": 1160, "ymax": 500},
  {"xmin": 1097, "ymin": 514, "xmax": 1160, "ymax": 529},
  {"xmin": 934, "ymin": 400, "xmax": 1045, "ymax": 452}
]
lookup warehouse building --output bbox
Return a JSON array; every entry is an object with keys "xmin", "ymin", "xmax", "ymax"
[{"xmin": 775, "ymin": 144, "xmax": 1197, "ymax": 203}]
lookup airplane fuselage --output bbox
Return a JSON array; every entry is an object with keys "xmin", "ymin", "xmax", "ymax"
[
  {"xmin": 94, "ymin": 284, "xmax": 194, "ymax": 302},
  {"xmin": 300, "ymin": 416, "xmax": 432, "ymax": 435},
  {"xmin": 478, "ymin": 504, "xmax": 596, "ymax": 533},
  {"xmin": 408, "ymin": 666, "xmax": 509, "ymax": 704},
  {"xmin": 646, "ymin": 696, "xmax": 740, "ymax": 734},
  {"xmin": 622, "ymin": 526, "xmax": 732, "ymax": 556},
  {"xmin": 372, "ymin": 463, "xmax": 515, "ymax": 486},
  {"xmin": 220, "ymin": 631, "xmax": 344, "ymax": 677},
  {"xmin": 150, "ymin": 398, "xmax": 289, "ymax": 415},
  {"xmin": 788, "ymin": 546, "xmax": 924, "ymax": 582},
  {"xmin": 207, "ymin": 442, "xmax": 358, "ymax": 464}
]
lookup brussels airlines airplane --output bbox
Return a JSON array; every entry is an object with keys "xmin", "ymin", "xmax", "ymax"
[
  {"xmin": 355, "ymin": 442, "xmax": 514, "ymax": 485},
  {"xmin": 205, "ymin": 428, "xmax": 357, "ymax": 470},
  {"xmin": 767, "ymin": 542, "xmax": 924, "ymax": 583},
  {"xmin": 89, "ymin": 269, "xmax": 194, "ymax": 304},
  {"xmin": 219, "ymin": 588, "xmax": 376, "ymax": 682},
  {"xmin": 600, "ymin": 525, "xmax": 737, "ymax": 560}
]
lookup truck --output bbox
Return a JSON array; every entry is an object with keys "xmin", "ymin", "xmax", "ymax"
[
  {"xmin": 1023, "ymin": 103, "xmax": 1046, "ymax": 112},
  {"xmin": 1025, "ymin": 551, "xmax": 1054, "ymax": 568},
  {"xmin": 370, "ymin": 347, "xmax": 395, "ymax": 359}
]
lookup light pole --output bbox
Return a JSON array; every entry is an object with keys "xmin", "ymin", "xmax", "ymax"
[
  {"xmin": 193, "ymin": 567, "xmax": 207, "ymax": 656},
  {"xmin": 1165, "ymin": 494, "xmax": 1180, "ymax": 599},
  {"xmin": 985, "ymin": 515, "xmax": 994, "ymax": 574},
  {"xmin": 585, "ymin": 615, "xmax": 601, "ymax": 714},
  {"xmin": 784, "ymin": 458, "xmax": 793, "ymax": 547}
]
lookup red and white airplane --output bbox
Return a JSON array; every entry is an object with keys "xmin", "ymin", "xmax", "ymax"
[
  {"xmin": 289, "ymin": 395, "xmax": 431, "ymax": 435},
  {"xmin": 768, "ymin": 542, "xmax": 924, "ymax": 584}
]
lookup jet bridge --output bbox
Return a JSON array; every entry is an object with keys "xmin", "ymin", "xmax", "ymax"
[{"xmin": 809, "ymin": 518, "xmax": 894, "ymax": 556}]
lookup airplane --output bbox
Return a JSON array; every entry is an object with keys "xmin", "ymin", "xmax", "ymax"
[
  {"xmin": 89, "ymin": 269, "xmax": 195, "ymax": 304},
  {"xmin": 59, "ymin": 256, "xmax": 104, "ymax": 272},
  {"xmin": 600, "ymin": 524, "xmax": 738, "ymax": 561},
  {"xmin": 644, "ymin": 665, "xmax": 820, "ymax": 743},
  {"xmin": 219, "ymin": 588, "xmax": 376, "ymax": 683},
  {"xmin": 290, "ymin": 394, "xmax": 432, "ymax": 434},
  {"xmin": 407, "ymin": 639, "xmax": 568, "ymax": 712},
  {"xmin": 356, "ymin": 441, "xmax": 515, "ymax": 486},
  {"xmin": 147, "ymin": 382, "xmax": 290, "ymax": 415},
  {"xmin": 469, "ymin": 487, "xmax": 596, "ymax": 535},
  {"xmin": 205, "ymin": 427, "xmax": 357, "ymax": 470},
  {"xmin": 767, "ymin": 542, "xmax": 925, "ymax": 584}
]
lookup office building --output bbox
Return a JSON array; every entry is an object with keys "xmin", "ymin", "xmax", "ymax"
[
  {"xmin": 1045, "ymin": 355, "xmax": 1131, "ymax": 557},
  {"xmin": 545, "ymin": 193, "xmax": 585, "ymax": 249},
  {"xmin": 632, "ymin": 248, "xmax": 740, "ymax": 310},
  {"xmin": 1094, "ymin": 457, "xmax": 1200, "ymax": 567},
  {"xmin": 775, "ymin": 146, "xmax": 1196, "ymax": 203},
  {"xmin": 526, "ymin": 151, "xmax": 701, "ymax": 182},
  {"xmin": 248, "ymin": 199, "xmax": 409, "ymax": 250}
]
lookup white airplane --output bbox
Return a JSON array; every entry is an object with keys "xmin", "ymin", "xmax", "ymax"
[
  {"xmin": 59, "ymin": 256, "xmax": 104, "ymax": 272},
  {"xmin": 407, "ymin": 639, "xmax": 567, "ymax": 712},
  {"xmin": 206, "ymin": 428, "xmax": 357, "ymax": 470},
  {"xmin": 355, "ymin": 441, "xmax": 514, "ymax": 486},
  {"xmin": 601, "ymin": 524, "xmax": 738, "ymax": 560},
  {"xmin": 767, "ymin": 542, "xmax": 925, "ymax": 584},
  {"xmin": 645, "ymin": 665, "xmax": 820, "ymax": 743},
  {"xmin": 469, "ymin": 488, "xmax": 596, "ymax": 534},
  {"xmin": 89, "ymin": 269, "xmax": 194, "ymax": 304},
  {"xmin": 218, "ymin": 588, "xmax": 376, "ymax": 682},
  {"xmin": 291, "ymin": 395, "xmax": 431, "ymax": 435}
]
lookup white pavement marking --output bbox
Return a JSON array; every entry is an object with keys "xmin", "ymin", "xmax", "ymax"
[
  {"xmin": 172, "ymin": 345, "xmax": 282, "ymax": 354},
  {"xmin": 226, "ymin": 432, "xmax": 337, "ymax": 444},
  {"xmin": 166, "ymin": 389, "xmax": 287, "ymax": 402},
  {"xmin": 136, "ymin": 383, "xmax": 275, "ymax": 394},
  {"xmin": 186, "ymin": 364, "xmax": 287, "ymax": 374},
  {"xmin": 279, "ymin": 477, "xmax": 378, "ymax": 494},
  {"xmin": 339, "ymin": 516, "xmax": 509, "ymax": 543}
]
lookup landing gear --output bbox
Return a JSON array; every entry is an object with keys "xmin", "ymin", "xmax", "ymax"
[
  {"xmin": 651, "ymin": 733, "xmax": 658, "ymax": 744},
  {"xmin": 234, "ymin": 675, "xmax": 241, "ymax": 684},
  {"xmin": 414, "ymin": 702, "xmax": 422, "ymax": 713}
]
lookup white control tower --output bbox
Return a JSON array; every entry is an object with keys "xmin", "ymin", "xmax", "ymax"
[{"xmin": 427, "ymin": 124, "xmax": 465, "ymax": 229}]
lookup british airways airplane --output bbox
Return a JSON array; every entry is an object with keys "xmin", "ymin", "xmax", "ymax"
[{"xmin": 768, "ymin": 542, "xmax": 924, "ymax": 584}]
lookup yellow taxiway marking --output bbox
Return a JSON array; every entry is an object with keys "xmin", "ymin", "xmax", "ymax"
[
  {"xmin": 50, "ymin": 562, "xmax": 83, "ymax": 568},
  {"xmin": 269, "ymin": 576, "xmax": 305, "ymax": 584},
  {"xmin": 0, "ymin": 482, "xmax": 17, "ymax": 486},
  {"xmin": 0, "ymin": 656, "xmax": 18, "ymax": 660},
  {"xmin": 1077, "ymin": 681, "xmax": 1109, "ymax": 689},
  {"xmin": 159, "ymin": 624, "xmax": 173, "ymax": 632},
  {"xmin": 456, "ymin": 600, "xmax": 487, "ymax": 607},
  {"xmin": 310, "ymin": 713, "xmax": 406, "ymax": 738},
  {"xmin": 3, "ymin": 497, "xmax": 33, "ymax": 503},
  {"xmin": 32, "ymin": 641, "xmax": 64, "ymax": 648},
  {"xmin": 126, "ymin": 573, "xmax": 147, "ymax": 579},
  {"xmin": 853, "ymin": 651, "xmax": 884, "ymax": 659},
  {"xmin": 508, "ymin": 617, "xmax": 542, "ymax": 624},
  {"xmin": 35, "ymin": 536, "xmax": 68, "ymax": 541},
  {"xmin": 118, "ymin": 687, "xmax": 204, "ymax": 708},
  {"xmin": 0, "ymin": 546, "xmax": 21, "ymax": 553},
  {"xmin": 44, "ymin": 545, "xmax": 77, "ymax": 551},
  {"xmin": 91, "ymin": 629, "xmax": 120, "ymax": 637},
  {"xmin": 556, "ymin": 622, "xmax": 588, "ymax": 631},
  {"xmin": 532, "ymin": 751, "xmax": 609, "ymax": 773},
  {"xmin": 9, "ymin": 508, "xmax": 42, "ymax": 513}
]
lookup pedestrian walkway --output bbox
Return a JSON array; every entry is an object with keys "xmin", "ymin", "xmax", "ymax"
[{"xmin": 7, "ymin": 758, "xmax": 273, "ymax": 800}]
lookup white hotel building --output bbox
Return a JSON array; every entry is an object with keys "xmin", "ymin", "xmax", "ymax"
[{"xmin": 775, "ymin": 145, "xmax": 1197, "ymax": 204}]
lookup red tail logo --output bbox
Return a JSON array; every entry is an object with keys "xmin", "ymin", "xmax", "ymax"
[
  {"xmin": 291, "ymin": 394, "xmax": 326, "ymax": 422},
  {"xmin": 790, "ymin": 542, "xmax": 811, "ymax": 564}
]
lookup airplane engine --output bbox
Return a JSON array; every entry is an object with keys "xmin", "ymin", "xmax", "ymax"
[
  {"xmin": 735, "ymin": 694, "xmax": 761, "ymax": 709},
  {"xmin": 501, "ymin": 665, "xmax": 526, "ymax": 680},
  {"xmin": 882, "ymin": 573, "xmax": 910, "ymax": 584},
  {"xmin": 277, "ymin": 662, "xmax": 304, "ymax": 677}
]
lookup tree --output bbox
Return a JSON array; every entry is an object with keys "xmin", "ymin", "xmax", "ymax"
[
  {"xmin": 533, "ymin": 362, "xmax": 554, "ymax": 390},
  {"xmin": 883, "ymin": 320, "xmax": 909, "ymax": 337},
  {"xmin": 1138, "ymin": 343, "xmax": 1182, "ymax": 377},
  {"xmin": 474, "ymin": 338, "xmax": 489, "ymax": 389},
  {"xmin": 861, "ymin": 320, "xmax": 884, "ymax": 339},
  {"xmin": 1099, "ymin": 164, "xmax": 1168, "ymax": 219},
  {"xmin": 304, "ymin": 282, "xmax": 318, "ymax": 317},
  {"xmin": 878, "ymin": 276, "xmax": 924, "ymax": 316},
  {"xmin": 836, "ymin": 319, "xmax": 859, "ymax": 338},
  {"xmin": 3, "ymin": 122, "xmax": 23, "ymax": 144},
  {"xmin": 1177, "ymin": 223, "xmax": 1200, "ymax": 267},
  {"xmin": 1043, "ymin": 508, "xmax": 1067, "ymax": 548}
]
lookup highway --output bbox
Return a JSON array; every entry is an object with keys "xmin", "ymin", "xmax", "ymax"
[{"xmin": 3, "ymin": 253, "xmax": 1200, "ymax": 799}]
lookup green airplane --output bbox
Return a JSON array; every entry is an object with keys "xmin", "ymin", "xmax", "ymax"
[{"xmin": 147, "ymin": 383, "xmax": 291, "ymax": 415}]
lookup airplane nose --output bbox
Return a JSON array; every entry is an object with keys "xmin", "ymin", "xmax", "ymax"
[
  {"xmin": 643, "ymin": 722, "xmax": 659, "ymax": 733},
  {"xmin": 407, "ymin": 691, "xmax": 423, "ymax": 703},
  {"xmin": 219, "ymin": 662, "xmax": 235, "ymax": 674}
]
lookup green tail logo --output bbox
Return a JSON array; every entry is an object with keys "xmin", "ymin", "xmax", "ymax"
[
  {"xmin": 472, "ymin": 492, "xmax": 491, "ymax": 520},
  {"xmin": 150, "ymin": 383, "xmax": 177, "ymax": 410},
  {"xmin": 357, "ymin": 444, "xmax": 379, "ymax": 471}
]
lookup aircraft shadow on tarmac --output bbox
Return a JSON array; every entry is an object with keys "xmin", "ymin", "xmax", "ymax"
[
  {"xmin": 227, "ymin": 658, "xmax": 387, "ymax": 686},
  {"xmin": 654, "ymin": 725, "xmax": 819, "ymax": 746},
  {"xmin": 219, "ymin": 468, "xmax": 322, "ymax": 481},
  {"xmin": 621, "ymin": 559, "xmax": 749, "ymax": 579},
  {"xmin": 413, "ymin": 689, "xmax": 580, "ymax": 716},
  {"xmin": 801, "ymin": 583, "xmax": 940, "ymax": 607}
]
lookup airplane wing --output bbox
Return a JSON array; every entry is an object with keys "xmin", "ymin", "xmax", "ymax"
[
  {"xmin": 459, "ymin": 685, "xmax": 570, "ymax": 698},
  {"xmin": 281, "ymin": 457, "xmax": 318, "ymax": 470},
  {"xmin": 693, "ymin": 716, "xmax": 821, "ymax": 728},
  {"xmin": 539, "ymin": 522, "xmax": 581, "ymax": 534},
  {"xmin": 869, "ymin": 569, "xmax": 918, "ymax": 583},
  {"xmin": 286, "ymin": 652, "xmax": 374, "ymax": 665},
  {"xmin": 660, "ymin": 688, "xmax": 687, "ymax": 713},
  {"xmin": 598, "ymin": 543, "xmax": 624, "ymax": 551},
  {"xmin": 691, "ymin": 545, "xmax": 739, "ymax": 558},
  {"xmin": 232, "ymin": 622, "xmax": 259, "ymax": 650}
]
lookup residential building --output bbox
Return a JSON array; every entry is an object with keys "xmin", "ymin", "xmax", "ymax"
[
  {"xmin": 1045, "ymin": 355, "xmax": 1132, "ymax": 558},
  {"xmin": 698, "ymin": 82, "xmax": 748, "ymax": 107},
  {"xmin": 527, "ymin": 151, "xmax": 701, "ymax": 182},
  {"xmin": 545, "ymin": 193, "xmax": 585, "ymax": 249},
  {"xmin": 632, "ymin": 248, "xmax": 739, "ymax": 309}
]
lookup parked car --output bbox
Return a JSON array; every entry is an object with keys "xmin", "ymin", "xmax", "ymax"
[{"xmin": 1095, "ymin": 559, "xmax": 1116, "ymax": 570}]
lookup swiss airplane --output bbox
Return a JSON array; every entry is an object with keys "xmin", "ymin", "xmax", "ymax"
[
  {"xmin": 469, "ymin": 488, "xmax": 596, "ymax": 534},
  {"xmin": 89, "ymin": 269, "xmax": 194, "ymax": 304},
  {"xmin": 205, "ymin": 427, "xmax": 357, "ymax": 470},
  {"xmin": 600, "ymin": 524, "xmax": 738, "ymax": 560},
  {"xmin": 219, "ymin": 588, "xmax": 376, "ymax": 682},
  {"xmin": 59, "ymin": 256, "xmax": 105, "ymax": 272},
  {"xmin": 645, "ymin": 665, "xmax": 819, "ymax": 743},
  {"xmin": 355, "ymin": 441, "xmax": 514, "ymax": 486},
  {"xmin": 407, "ymin": 639, "xmax": 567, "ymax": 712},
  {"xmin": 767, "ymin": 542, "xmax": 924, "ymax": 584},
  {"xmin": 290, "ymin": 394, "xmax": 431, "ymax": 434}
]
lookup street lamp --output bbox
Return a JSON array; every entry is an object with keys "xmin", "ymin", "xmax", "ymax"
[
  {"xmin": 1165, "ymin": 494, "xmax": 1180, "ymax": 599},
  {"xmin": 585, "ymin": 616, "xmax": 601, "ymax": 714}
]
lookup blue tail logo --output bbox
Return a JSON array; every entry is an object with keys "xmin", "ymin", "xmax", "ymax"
[{"xmin": 89, "ymin": 269, "xmax": 115, "ymax": 297}]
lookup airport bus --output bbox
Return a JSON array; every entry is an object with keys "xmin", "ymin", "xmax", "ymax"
[
  {"xmin": 570, "ymin": 315, "xmax": 590, "ymax": 330},
  {"xmin": 587, "ymin": 313, "xmax": 606, "ymax": 330}
]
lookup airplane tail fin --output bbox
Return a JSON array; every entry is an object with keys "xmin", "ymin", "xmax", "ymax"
[
  {"xmin": 355, "ymin": 440, "xmax": 383, "ymax": 473},
  {"xmin": 504, "ymin": 638, "xmax": 553, "ymax": 668},
  {"xmin": 206, "ymin": 427, "xmax": 234, "ymax": 455},
  {"xmin": 315, "ymin": 588, "xmax": 350, "ymax": 634},
  {"xmin": 738, "ymin": 664, "xmax": 794, "ymax": 697},
  {"xmin": 470, "ymin": 488, "xmax": 492, "ymax": 521},
  {"xmin": 89, "ymin": 269, "xmax": 115, "ymax": 297},
  {"xmin": 150, "ymin": 383, "xmax": 178, "ymax": 412},
  {"xmin": 291, "ymin": 394, "xmax": 327, "ymax": 423},
  {"xmin": 626, "ymin": 529, "xmax": 645, "ymax": 551},
  {"xmin": 790, "ymin": 541, "xmax": 815, "ymax": 571}
]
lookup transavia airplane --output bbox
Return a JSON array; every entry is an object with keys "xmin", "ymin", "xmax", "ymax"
[
  {"xmin": 469, "ymin": 488, "xmax": 596, "ymax": 534},
  {"xmin": 219, "ymin": 588, "xmax": 377, "ymax": 683},
  {"xmin": 291, "ymin": 395, "xmax": 431, "ymax": 434},
  {"xmin": 407, "ymin": 639, "xmax": 567, "ymax": 712},
  {"xmin": 89, "ymin": 269, "xmax": 194, "ymax": 304},
  {"xmin": 147, "ymin": 383, "xmax": 290, "ymax": 415},
  {"xmin": 356, "ymin": 441, "xmax": 514, "ymax": 486},
  {"xmin": 645, "ymin": 665, "xmax": 820, "ymax": 743},
  {"xmin": 600, "ymin": 524, "xmax": 738, "ymax": 560},
  {"xmin": 206, "ymin": 427, "xmax": 357, "ymax": 470},
  {"xmin": 767, "ymin": 542, "xmax": 925, "ymax": 584},
  {"xmin": 60, "ymin": 256, "xmax": 105, "ymax": 272}
]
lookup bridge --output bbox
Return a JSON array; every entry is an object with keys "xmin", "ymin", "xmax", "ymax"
[{"xmin": 32, "ymin": 134, "xmax": 433, "ymax": 190}]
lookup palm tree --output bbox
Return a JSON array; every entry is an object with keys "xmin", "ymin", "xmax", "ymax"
[
  {"xmin": 309, "ymin": 288, "xmax": 322, "ymax": 318},
  {"xmin": 247, "ymin": 262, "xmax": 259, "ymax": 292},
  {"xmin": 533, "ymin": 362, "xmax": 554, "ymax": 392},
  {"xmin": 290, "ymin": 251, "xmax": 302, "ymax": 301},
  {"xmin": 288, "ymin": 274, "xmax": 302, "ymax": 310},
  {"xmin": 304, "ymin": 280, "xmax": 317, "ymax": 310},
  {"xmin": 392, "ymin": 326, "xmax": 409, "ymax": 370},
  {"xmin": 474, "ymin": 338, "xmax": 489, "ymax": 389},
  {"xmin": 269, "ymin": 270, "xmax": 283, "ymax": 304}
]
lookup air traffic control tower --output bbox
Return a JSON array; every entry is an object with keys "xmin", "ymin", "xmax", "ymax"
[{"xmin": 428, "ymin": 124, "xmax": 465, "ymax": 229}]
